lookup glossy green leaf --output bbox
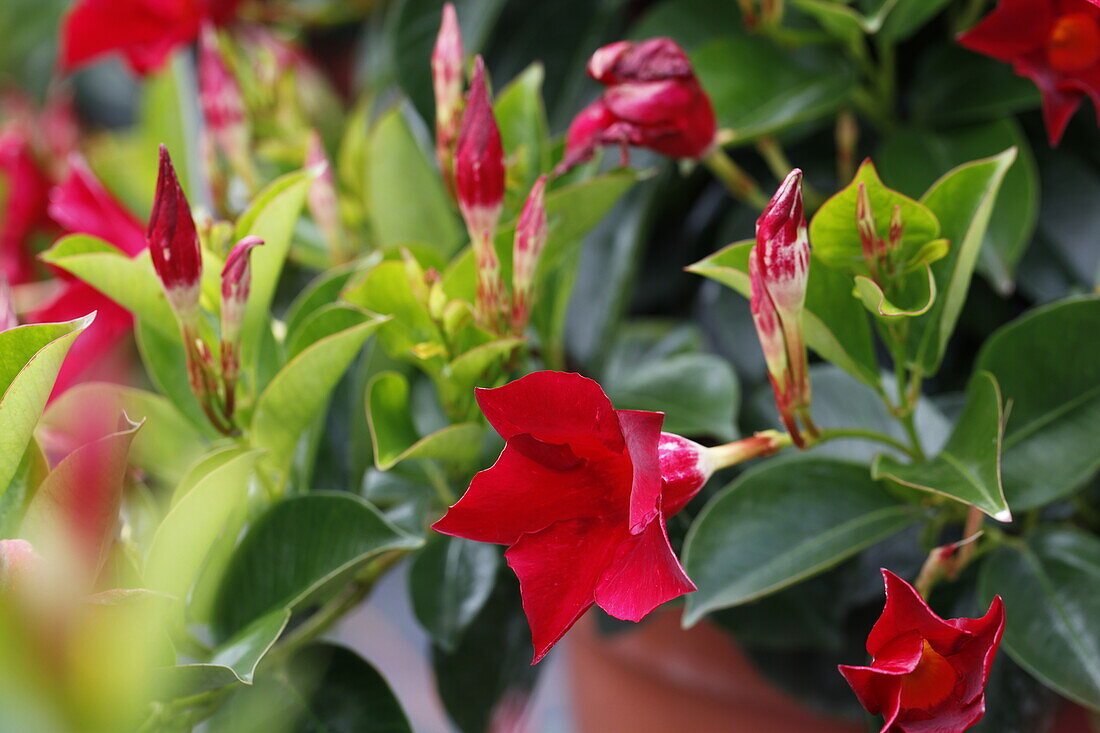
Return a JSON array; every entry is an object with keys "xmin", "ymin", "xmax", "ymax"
[
  {"xmin": 284, "ymin": 264, "xmax": 361, "ymax": 340},
  {"xmin": 628, "ymin": 0, "xmax": 734, "ymax": 48},
  {"xmin": 41, "ymin": 383, "xmax": 206, "ymax": 485},
  {"xmin": 251, "ymin": 315, "xmax": 387, "ymax": 483},
  {"xmin": 145, "ymin": 450, "xmax": 261, "ymax": 605},
  {"xmin": 0, "ymin": 315, "xmax": 93, "ymax": 498},
  {"xmin": 910, "ymin": 45, "xmax": 1040, "ymax": 128},
  {"xmin": 366, "ymin": 106, "xmax": 463, "ymax": 254},
  {"xmin": 874, "ymin": 372, "xmax": 1009, "ymax": 521},
  {"xmin": 979, "ymin": 528, "xmax": 1100, "ymax": 710},
  {"xmin": 344, "ymin": 260, "xmax": 443, "ymax": 365},
  {"xmin": 233, "ymin": 169, "xmax": 314, "ymax": 371},
  {"xmin": 975, "ymin": 296, "xmax": 1100, "ymax": 510},
  {"xmin": 810, "ymin": 159, "xmax": 941, "ymax": 274},
  {"xmin": 40, "ymin": 236, "xmax": 177, "ymax": 339},
  {"xmin": 691, "ymin": 35, "xmax": 856, "ymax": 142},
  {"xmin": 436, "ymin": 338, "xmax": 524, "ymax": 419},
  {"xmin": 915, "ymin": 149, "xmax": 1016, "ymax": 375},
  {"xmin": 409, "ymin": 535, "xmax": 501, "ymax": 652},
  {"xmin": 367, "ymin": 371, "xmax": 483, "ymax": 471},
  {"xmin": 852, "ymin": 264, "xmax": 936, "ymax": 319},
  {"xmin": 285, "ymin": 303, "xmax": 374, "ymax": 361},
  {"xmin": 688, "ymin": 241, "xmax": 879, "ymax": 388},
  {"xmin": 877, "ymin": 120, "xmax": 1038, "ymax": 295},
  {"xmin": 682, "ymin": 458, "xmax": 919, "ymax": 624},
  {"xmin": 494, "ymin": 63, "xmax": 551, "ymax": 198},
  {"xmin": 877, "ymin": 0, "xmax": 953, "ymax": 41},
  {"xmin": 212, "ymin": 493, "xmax": 420, "ymax": 641}
]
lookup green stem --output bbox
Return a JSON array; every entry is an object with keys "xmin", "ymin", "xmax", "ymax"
[
  {"xmin": 754, "ymin": 137, "xmax": 826, "ymax": 210},
  {"xmin": 812, "ymin": 427, "xmax": 920, "ymax": 459},
  {"xmin": 701, "ymin": 146, "xmax": 770, "ymax": 210},
  {"xmin": 899, "ymin": 412, "xmax": 925, "ymax": 461}
]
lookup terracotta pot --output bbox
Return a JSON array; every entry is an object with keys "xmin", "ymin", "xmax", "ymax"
[{"xmin": 568, "ymin": 610, "xmax": 861, "ymax": 733}]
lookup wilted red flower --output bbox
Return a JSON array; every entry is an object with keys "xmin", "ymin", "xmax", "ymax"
[
  {"xmin": 959, "ymin": 0, "xmax": 1100, "ymax": 144},
  {"xmin": 148, "ymin": 145, "xmax": 202, "ymax": 316},
  {"xmin": 60, "ymin": 0, "xmax": 242, "ymax": 76},
  {"xmin": 432, "ymin": 371, "xmax": 715, "ymax": 663},
  {"xmin": 558, "ymin": 38, "xmax": 717, "ymax": 173},
  {"xmin": 749, "ymin": 169, "xmax": 812, "ymax": 446},
  {"xmin": 839, "ymin": 570, "xmax": 1005, "ymax": 733}
]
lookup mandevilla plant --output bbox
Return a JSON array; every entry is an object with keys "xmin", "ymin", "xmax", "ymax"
[{"xmin": 1, "ymin": 0, "xmax": 1099, "ymax": 731}]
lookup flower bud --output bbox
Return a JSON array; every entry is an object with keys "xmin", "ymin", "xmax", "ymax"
[
  {"xmin": 455, "ymin": 56, "xmax": 506, "ymax": 328},
  {"xmin": 750, "ymin": 249, "xmax": 799, "ymax": 442},
  {"xmin": 510, "ymin": 175, "xmax": 548, "ymax": 334},
  {"xmin": 432, "ymin": 2, "xmax": 465, "ymax": 195},
  {"xmin": 658, "ymin": 433, "xmax": 715, "ymax": 516},
  {"xmin": 856, "ymin": 181, "xmax": 881, "ymax": 280},
  {"xmin": 0, "ymin": 275, "xmax": 18, "ymax": 332},
  {"xmin": 305, "ymin": 130, "xmax": 347, "ymax": 263},
  {"xmin": 148, "ymin": 145, "xmax": 202, "ymax": 317},
  {"xmin": 220, "ymin": 236, "xmax": 263, "ymax": 348},
  {"xmin": 888, "ymin": 204, "xmax": 904, "ymax": 252},
  {"xmin": 198, "ymin": 25, "xmax": 254, "ymax": 188}
]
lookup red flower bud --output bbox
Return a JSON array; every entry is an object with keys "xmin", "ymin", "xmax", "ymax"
[
  {"xmin": 432, "ymin": 371, "xmax": 698, "ymax": 663},
  {"xmin": 558, "ymin": 38, "xmax": 717, "ymax": 173},
  {"xmin": 454, "ymin": 56, "xmax": 506, "ymax": 327},
  {"xmin": 220, "ymin": 236, "xmax": 263, "ymax": 342},
  {"xmin": 839, "ymin": 570, "xmax": 1005, "ymax": 733},
  {"xmin": 0, "ymin": 276, "xmax": 17, "ymax": 333},
  {"xmin": 148, "ymin": 145, "xmax": 202, "ymax": 316},
  {"xmin": 432, "ymin": 3, "xmax": 465, "ymax": 193},
  {"xmin": 510, "ymin": 175, "xmax": 548, "ymax": 334},
  {"xmin": 657, "ymin": 433, "xmax": 714, "ymax": 516},
  {"xmin": 958, "ymin": 0, "xmax": 1100, "ymax": 145},
  {"xmin": 750, "ymin": 170, "xmax": 811, "ymax": 443},
  {"xmin": 199, "ymin": 25, "xmax": 253, "ymax": 185}
]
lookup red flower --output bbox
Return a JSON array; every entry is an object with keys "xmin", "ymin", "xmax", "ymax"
[
  {"xmin": 959, "ymin": 0, "xmax": 1100, "ymax": 144},
  {"xmin": 839, "ymin": 570, "xmax": 1005, "ymax": 733},
  {"xmin": 60, "ymin": 0, "xmax": 243, "ymax": 76},
  {"xmin": 0, "ymin": 128, "xmax": 54, "ymax": 285},
  {"xmin": 558, "ymin": 38, "xmax": 717, "ymax": 173},
  {"xmin": 49, "ymin": 156, "xmax": 147, "ymax": 258},
  {"xmin": 432, "ymin": 371, "xmax": 715, "ymax": 663}
]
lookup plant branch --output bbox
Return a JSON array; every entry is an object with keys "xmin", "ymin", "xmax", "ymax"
[{"xmin": 701, "ymin": 146, "xmax": 770, "ymax": 209}]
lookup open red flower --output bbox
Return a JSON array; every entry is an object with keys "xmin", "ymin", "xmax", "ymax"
[
  {"xmin": 839, "ymin": 570, "xmax": 1005, "ymax": 733},
  {"xmin": 0, "ymin": 127, "xmax": 54, "ymax": 285},
  {"xmin": 432, "ymin": 371, "xmax": 715, "ymax": 663},
  {"xmin": 60, "ymin": 0, "xmax": 243, "ymax": 76},
  {"xmin": 959, "ymin": 0, "xmax": 1100, "ymax": 144},
  {"xmin": 557, "ymin": 38, "xmax": 717, "ymax": 174}
]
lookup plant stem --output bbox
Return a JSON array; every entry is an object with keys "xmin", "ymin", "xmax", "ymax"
[
  {"xmin": 701, "ymin": 146, "xmax": 770, "ymax": 209},
  {"xmin": 811, "ymin": 427, "xmax": 920, "ymax": 459},
  {"xmin": 708, "ymin": 430, "xmax": 792, "ymax": 469},
  {"xmin": 954, "ymin": 507, "xmax": 984, "ymax": 570},
  {"xmin": 754, "ymin": 137, "xmax": 826, "ymax": 210},
  {"xmin": 899, "ymin": 412, "xmax": 925, "ymax": 461}
]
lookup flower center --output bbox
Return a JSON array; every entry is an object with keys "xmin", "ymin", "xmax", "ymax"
[
  {"xmin": 899, "ymin": 640, "xmax": 957, "ymax": 711},
  {"xmin": 1048, "ymin": 13, "xmax": 1100, "ymax": 73}
]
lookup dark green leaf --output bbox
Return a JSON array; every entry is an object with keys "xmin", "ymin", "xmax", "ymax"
[
  {"xmin": 409, "ymin": 535, "xmax": 500, "ymax": 651},
  {"xmin": 911, "ymin": 45, "xmax": 1040, "ymax": 128}
]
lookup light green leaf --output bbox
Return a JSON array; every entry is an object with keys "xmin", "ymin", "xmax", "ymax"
[
  {"xmin": 0, "ymin": 315, "xmax": 93, "ymax": 497},
  {"xmin": 873, "ymin": 372, "xmax": 1009, "ymax": 521},
  {"xmin": 494, "ymin": 63, "xmax": 551, "ymax": 198},
  {"xmin": 683, "ymin": 458, "xmax": 919, "ymax": 624},
  {"xmin": 853, "ymin": 263, "xmax": 936, "ymax": 319}
]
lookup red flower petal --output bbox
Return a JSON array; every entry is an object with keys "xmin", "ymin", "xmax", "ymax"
[
  {"xmin": 0, "ymin": 130, "xmax": 53, "ymax": 285},
  {"xmin": 616, "ymin": 409, "xmax": 665, "ymax": 532},
  {"xmin": 49, "ymin": 156, "xmax": 147, "ymax": 257},
  {"xmin": 505, "ymin": 517, "xmax": 625, "ymax": 663},
  {"xmin": 957, "ymin": 0, "xmax": 1053, "ymax": 61},
  {"xmin": 474, "ymin": 371, "xmax": 625, "ymax": 460},
  {"xmin": 593, "ymin": 514, "xmax": 695, "ymax": 622},
  {"xmin": 866, "ymin": 570, "xmax": 965, "ymax": 657}
]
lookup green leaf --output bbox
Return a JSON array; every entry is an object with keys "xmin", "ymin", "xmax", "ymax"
[
  {"xmin": 284, "ymin": 264, "xmax": 361, "ymax": 340},
  {"xmin": 910, "ymin": 45, "xmax": 1040, "ymax": 128},
  {"xmin": 286, "ymin": 303, "xmax": 374, "ymax": 361},
  {"xmin": 979, "ymin": 528, "xmax": 1100, "ymax": 710},
  {"xmin": 792, "ymin": 0, "xmax": 866, "ymax": 49},
  {"xmin": 212, "ymin": 493, "xmax": 420, "ymax": 642},
  {"xmin": 852, "ymin": 263, "xmax": 936, "ymax": 319},
  {"xmin": 873, "ymin": 372, "xmax": 1009, "ymax": 521},
  {"xmin": 436, "ymin": 338, "xmax": 524, "ymax": 419},
  {"xmin": 366, "ymin": 106, "xmax": 463, "ymax": 254},
  {"xmin": 975, "ymin": 296, "xmax": 1100, "ymax": 510},
  {"xmin": 134, "ymin": 320, "xmax": 211, "ymax": 434},
  {"xmin": 40, "ymin": 383, "xmax": 206, "ymax": 485},
  {"xmin": 40, "ymin": 236, "xmax": 178, "ymax": 339},
  {"xmin": 914, "ymin": 148, "xmax": 1016, "ymax": 375},
  {"xmin": 682, "ymin": 458, "xmax": 919, "ymax": 624},
  {"xmin": 876, "ymin": 0, "xmax": 953, "ymax": 41},
  {"xmin": 0, "ymin": 315, "xmax": 93, "ymax": 497},
  {"xmin": 234, "ymin": 169, "xmax": 314, "ymax": 373},
  {"xmin": 0, "ymin": 442, "xmax": 47, "ymax": 536},
  {"xmin": 810, "ymin": 159, "xmax": 941, "ymax": 274},
  {"xmin": 366, "ymin": 371, "xmax": 483, "ymax": 471},
  {"xmin": 409, "ymin": 535, "xmax": 501, "ymax": 652},
  {"xmin": 21, "ymin": 417, "xmax": 142, "ymax": 573},
  {"xmin": 691, "ymin": 34, "xmax": 856, "ymax": 142},
  {"xmin": 250, "ymin": 314, "xmax": 387, "ymax": 483},
  {"xmin": 877, "ymin": 121, "xmax": 1038, "ymax": 295},
  {"xmin": 494, "ymin": 63, "xmax": 551, "ymax": 198},
  {"xmin": 344, "ymin": 260, "xmax": 442, "ymax": 365},
  {"xmin": 144, "ymin": 450, "xmax": 261, "ymax": 605},
  {"xmin": 153, "ymin": 608, "xmax": 289, "ymax": 697},
  {"xmin": 688, "ymin": 241, "xmax": 879, "ymax": 388}
]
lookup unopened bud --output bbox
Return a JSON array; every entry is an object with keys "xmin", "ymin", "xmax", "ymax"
[
  {"xmin": 0, "ymin": 276, "xmax": 17, "ymax": 332},
  {"xmin": 888, "ymin": 204, "xmax": 904, "ymax": 252},
  {"xmin": 510, "ymin": 175, "xmax": 548, "ymax": 334},
  {"xmin": 305, "ymin": 130, "xmax": 347, "ymax": 263},
  {"xmin": 199, "ymin": 25, "xmax": 254, "ymax": 189},
  {"xmin": 658, "ymin": 433, "xmax": 716, "ymax": 516},
  {"xmin": 220, "ymin": 236, "xmax": 264, "ymax": 352},
  {"xmin": 749, "ymin": 248, "xmax": 799, "ymax": 442},
  {"xmin": 432, "ymin": 2, "xmax": 465, "ymax": 195},
  {"xmin": 148, "ymin": 145, "xmax": 202, "ymax": 317}
]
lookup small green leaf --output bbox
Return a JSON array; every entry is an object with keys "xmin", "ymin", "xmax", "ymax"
[
  {"xmin": 0, "ymin": 315, "xmax": 94, "ymax": 499},
  {"xmin": 978, "ymin": 528, "xmax": 1100, "ymax": 710},
  {"xmin": 344, "ymin": 260, "xmax": 443, "ymax": 366},
  {"xmin": 367, "ymin": 371, "xmax": 483, "ymax": 471},
  {"xmin": 975, "ymin": 296, "xmax": 1100, "ymax": 510},
  {"xmin": 873, "ymin": 372, "xmax": 1009, "ymax": 521},
  {"xmin": 212, "ymin": 493, "xmax": 421, "ymax": 642},
  {"xmin": 853, "ymin": 263, "xmax": 936, "ymax": 319},
  {"xmin": 688, "ymin": 241, "xmax": 879, "ymax": 388},
  {"xmin": 251, "ymin": 314, "xmax": 387, "ymax": 483},
  {"xmin": 682, "ymin": 458, "xmax": 919, "ymax": 624},
  {"xmin": 410, "ymin": 535, "xmax": 501, "ymax": 652},
  {"xmin": 365, "ymin": 106, "xmax": 463, "ymax": 254}
]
